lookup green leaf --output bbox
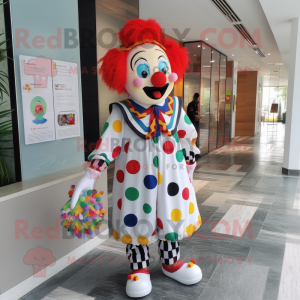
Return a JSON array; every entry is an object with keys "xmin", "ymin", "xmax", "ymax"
[{"xmin": 0, "ymin": 109, "xmax": 14, "ymax": 118}]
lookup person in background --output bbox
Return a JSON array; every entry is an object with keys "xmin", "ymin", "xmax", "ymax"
[{"xmin": 187, "ymin": 93, "xmax": 201, "ymax": 146}]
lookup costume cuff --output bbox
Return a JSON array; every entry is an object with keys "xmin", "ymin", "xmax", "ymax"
[
  {"xmin": 88, "ymin": 153, "xmax": 111, "ymax": 166},
  {"xmin": 183, "ymin": 149, "xmax": 196, "ymax": 165}
]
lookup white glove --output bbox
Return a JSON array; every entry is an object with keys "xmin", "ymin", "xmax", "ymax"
[
  {"xmin": 186, "ymin": 162, "xmax": 196, "ymax": 183},
  {"xmin": 70, "ymin": 169, "xmax": 100, "ymax": 209}
]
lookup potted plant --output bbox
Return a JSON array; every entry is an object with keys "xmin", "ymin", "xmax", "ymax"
[{"xmin": 0, "ymin": 17, "xmax": 14, "ymax": 186}]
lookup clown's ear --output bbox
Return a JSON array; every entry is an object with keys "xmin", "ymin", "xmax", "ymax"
[{"xmin": 98, "ymin": 48, "xmax": 128, "ymax": 95}]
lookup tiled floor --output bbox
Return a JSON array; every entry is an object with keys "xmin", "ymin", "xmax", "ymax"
[{"xmin": 21, "ymin": 123, "xmax": 300, "ymax": 300}]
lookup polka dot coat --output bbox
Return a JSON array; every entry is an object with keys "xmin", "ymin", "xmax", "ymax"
[{"xmin": 89, "ymin": 99, "xmax": 201, "ymax": 246}]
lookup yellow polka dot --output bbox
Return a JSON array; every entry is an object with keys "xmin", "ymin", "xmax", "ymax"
[
  {"xmin": 158, "ymin": 172, "xmax": 163, "ymax": 185},
  {"xmin": 112, "ymin": 229, "xmax": 119, "ymax": 241},
  {"xmin": 186, "ymin": 224, "xmax": 196, "ymax": 236},
  {"xmin": 121, "ymin": 234, "xmax": 133, "ymax": 244},
  {"xmin": 171, "ymin": 209, "xmax": 182, "ymax": 222},
  {"xmin": 189, "ymin": 202, "xmax": 195, "ymax": 214},
  {"xmin": 198, "ymin": 215, "xmax": 202, "ymax": 225},
  {"xmin": 137, "ymin": 236, "xmax": 149, "ymax": 245},
  {"xmin": 113, "ymin": 120, "xmax": 122, "ymax": 133}
]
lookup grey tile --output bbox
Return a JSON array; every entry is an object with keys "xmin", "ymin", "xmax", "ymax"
[
  {"xmin": 198, "ymin": 262, "xmax": 269, "ymax": 300},
  {"xmin": 262, "ymin": 269, "xmax": 281, "ymax": 300}
]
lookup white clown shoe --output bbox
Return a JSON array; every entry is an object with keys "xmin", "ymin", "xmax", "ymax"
[
  {"xmin": 162, "ymin": 260, "xmax": 202, "ymax": 285},
  {"xmin": 126, "ymin": 269, "xmax": 152, "ymax": 298}
]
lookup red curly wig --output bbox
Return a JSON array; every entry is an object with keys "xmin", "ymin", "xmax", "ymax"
[{"xmin": 98, "ymin": 19, "xmax": 189, "ymax": 95}]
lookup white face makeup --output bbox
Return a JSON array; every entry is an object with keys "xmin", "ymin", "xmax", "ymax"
[{"xmin": 125, "ymin": 43, "xmax": 175, "ymax": 105}]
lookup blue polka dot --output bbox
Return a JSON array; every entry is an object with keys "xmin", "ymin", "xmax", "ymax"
[
  {"xmin": 144, "ymin": 175, "xmax": 157, "ymax": 189},
  {"xmin": 124, "ymin": 214, "xmax": 138, "ymax": 227}
]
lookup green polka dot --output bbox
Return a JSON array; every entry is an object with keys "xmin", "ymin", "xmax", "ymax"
[
  {"xmin": 87, "ymin": 190, "xmax": 92, "ymax": 196},
  {"xmin": 143, "ymin": 203, "xmax": 152, "ymax": 214},
  {"xmin": 153, "ymin": 136, "xmax": 158, "ymax": 144},
  {"xmin": 176, "ymin": 150, "xmax": 184, "ymax": 162},
  {"xmin": 173, "ymin": 132, "xmax": 179, "ymax": 143},
  {"xmin": 125, "ymin": 187, "xmax": 139, "ymax": 201},
  {"xmin": 184, "ymin": 114, "xmax": 192, "ymax": 125},
  {"xmin": 102, "ymin": 122, "xmax": 109, "ymax": 135},
  {"xmin": 153, "ymin": 156, "xmax": 159, "ymax": 168},
  {"xmin": 165, "ymin": 232, "xmax": 179, "ymax": 241}
]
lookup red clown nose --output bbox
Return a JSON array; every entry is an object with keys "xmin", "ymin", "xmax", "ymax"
[{"xmin": 151, "ymin": 72, "xmax": 167, "ymax": 87}]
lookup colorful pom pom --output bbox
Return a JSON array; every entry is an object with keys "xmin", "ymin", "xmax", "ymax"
[{"xmin": 60, "ymin": 186, "xmax": 107, "ymax": 238}]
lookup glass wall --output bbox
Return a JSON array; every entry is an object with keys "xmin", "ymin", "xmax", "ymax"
[
  {"xmin": 218, "ymin": 54, "xmax": 227, "ymax": 147},
  {"xmin": 209, "ymin": 50, "xmax": 220, "ymax": 152},
  {"xmin": 199, "ymin": 44, "xmax": 211, "ymax": 155},
  {"xmin": 262, "ymin": 86, "xmax": 287, "ymax": 122},
  {"xmin": 183, "ymin": 41, "xmax": 227, "ymax": 155}
]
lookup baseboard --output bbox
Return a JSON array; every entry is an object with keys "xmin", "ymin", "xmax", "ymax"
[
  {"xmin": 0, "ymin": 229, "xmax": 109, "ymax": 300},
  {"xmin": 282, "ymin": 167, "xmax": 300, "ymax": 176}
]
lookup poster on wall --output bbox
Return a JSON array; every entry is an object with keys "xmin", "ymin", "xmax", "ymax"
[
  {"xmin": 52, "ymin": 60, "xmax": 80, "ymax": 140},
  {"xmin": 19, "ymin": 55, "xmax": 56, "ymax": 145},
  {"xmin": 19, "ymin": 56, "xmax": 81, "ymax": 144}
]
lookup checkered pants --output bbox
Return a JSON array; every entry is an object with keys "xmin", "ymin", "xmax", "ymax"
[{"xmin": 126, "ymin": 240, "xmax": 180, "ymax": 270}]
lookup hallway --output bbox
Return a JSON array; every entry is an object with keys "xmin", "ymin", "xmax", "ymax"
[{"xmin": 21, "ymin": 123, "xmax": 300, "ymax": 300}]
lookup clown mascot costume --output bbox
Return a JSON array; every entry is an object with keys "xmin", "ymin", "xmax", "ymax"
[{"xmin": 70, "ymin": 19, "xmax": 202, "ymax": 298}]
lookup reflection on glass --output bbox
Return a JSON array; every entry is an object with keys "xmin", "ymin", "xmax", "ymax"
[
  {"xmin": 199, "ymin": 45, "xmax": 211, "ymax": 155},
  {"xmin": 183, "ymin": 42, "xmax": 228, "ymax": 155},
  {"xmin": 209, "ymin": 51, "xmax": 220, "ymax": 152},
  {"xmin": 183, "ymin": 43, "xmax": 201, "ymax": 146},
  {"xmin": 217, "ymin": 54, "xmax": 226, "ymax": 147},
  {"xmin": 225, "ymin": 61, "xmax": 232, "ymax": 141}
]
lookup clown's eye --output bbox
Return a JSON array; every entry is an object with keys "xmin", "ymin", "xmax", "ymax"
[
  {"xmin": 159, "ymin": 61, "xmax": 168, "ymax": 75},
  {"xmin": 136, "ymin": 64, "xmax": 150, "ymax": 79}
]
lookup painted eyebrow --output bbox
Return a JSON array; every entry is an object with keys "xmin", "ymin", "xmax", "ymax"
[
  {"xmin": 134, "ymin": 57, "xmax": 148, "ymax": 67},
  {"xmin": 156, "ymin": 50, "xmax": 169, "ymax": 62},
  {"xmin": 130, "ymin": 51, "xmax": 145, "ymax": 70}
]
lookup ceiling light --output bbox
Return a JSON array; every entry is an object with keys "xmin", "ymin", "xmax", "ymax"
[
  {"xmin": 232, "ymin": 54, "xmax": 234, "ymax": 56},
  {"xmin": 203, "ymin": 47, "xmax": 206, "ymax": 49},
  {"xmin": 210, "ymin": 60, "xmax": 215, "ymax": 62},
  {"xmin": 182, "ymin": 39, "xmax": 185, "ymax": 41},
  {"xmin": 268, "ymin": 53, "xmax": 271, "ymax": 55},
  {"xmin": 205, "ymin": 38, "xmax": 208, "ymax": 41},
  {"xmin": 198, "ymin": 45, "xmax": 200, "ymax": 47}
]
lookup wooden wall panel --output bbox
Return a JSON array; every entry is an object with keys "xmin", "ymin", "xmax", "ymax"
[
  {"xmin": 165, "ymin": 34, "xmax": 184, "ymax": 98},
  {"xmin": 235, "ymin": 71, "xmax": 258, "ymax": 136}
]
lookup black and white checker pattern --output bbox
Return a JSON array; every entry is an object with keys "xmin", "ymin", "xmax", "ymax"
[
  {"xmin": 126, "ymin": 244, "xmax": 150, "ymax": 270},
  {"xmin": 158, "ymin": 240, "xmax": 180, "ymax": 265},
  {"xmin": 185, "ymin": 150, "xmax": 195, "ymax": 164}
]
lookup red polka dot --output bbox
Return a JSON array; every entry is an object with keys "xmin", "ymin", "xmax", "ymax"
[
  {"xmin": 124, "ymin": 141, "xmax": 129, "ymax": 154},
  {"xmin": 96, "ymin": 138, "xmax": 102, "ymax": 150},
  {"xmin": 152, "ymin": 230, "xmax": 156, "ymax": 236},
  {"xmin": 116, "ymin": 170, "xmax": 124, "ymax": 183},
  {"xmin": 112, "ymin": 146, "xmax": 121, "ymax": 158},
  {"xmin": 126, "ymin": 160, "xmax": 140, "ymax": 174},
  {"xmin": 182, "ymin": 187, "xmax": 189, "ymax": 200},
  {"xmin": 157, "ymin": 218, "xmax": 163, "ymax": 229},
  {"xmin": 117, "ymin": 198, "xmax": 122, "ymax": 210},
  {"xmin": 177, "ymin": 130, "xmax": 186, "ymax": 138},
  {"xmin": 163, "ymin": 141, "xmax": 174, "ymax": 154}
]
